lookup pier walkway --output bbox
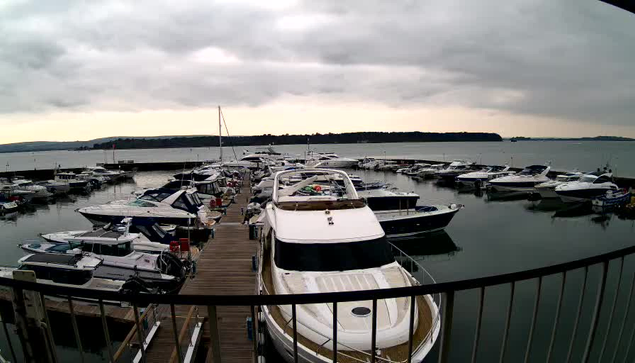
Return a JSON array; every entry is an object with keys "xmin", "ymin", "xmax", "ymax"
[{"xmin": 143, "ymin": 180, "xmax": 258, "ymax": 363}]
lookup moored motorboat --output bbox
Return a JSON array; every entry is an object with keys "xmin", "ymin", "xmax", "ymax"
[
  {"xmin": 488, "ymin": 165, "xmax": 551, "ymax": 193},
  {"xmin": 435, "ymin": 160, "xmax": 476, "ymax": 183},
  {"xmin": 77, "ymin": 188, "xmax": 215, "ymax": 242},
  {"xmin": 258, "ymin": 168, "xmax": 440, "ymax": 363},
  {"xmin": 534, "ymin": 171, "xmax": 583, "ymax": 199},
  {"xmin": 375, "ymin": 204, "xmax": 463, "ymax": 239},
  {"xmin": 0, "ymin": 254, "xmax": 156, "ymax": 304},
  {"xmin": 456, "ymin": 165, "xmax": 514, "ymax": 189},
  {"xmin": 555, "ymin": 173, "xmax": 619, "ymax": 203}
]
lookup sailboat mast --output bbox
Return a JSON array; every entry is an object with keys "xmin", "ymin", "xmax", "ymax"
[{"xmin": 218, "ymin": 105, "xmax": 223, "ymax": 161}]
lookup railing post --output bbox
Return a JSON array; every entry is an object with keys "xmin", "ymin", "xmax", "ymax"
[
  {"xmin": 39, "ymin": 293, "xmax": 59, "ymax": 363},
  {"xmin": 610, "ymin": 270, "xmax": 635, "ymax": 363},
  {"xmin": 99, "ymin": 300, "xmax": 115, "ymax": 363},
  {"xmin": 546, "ymin": 272, "xmax": 567, "ymax": 363},
  {"xmin": 170, "ymin": 304, "xmax": 183, "ymax": 363},
  {"xmin": 407, "ymin": 295, "xmax": 416, "ymax": 363},
  {"xmin": 598, "ymin": 257, "xmax": 624, "ymax": 362},
  {"xmin": 292, "ymin": 304, "xmax": 298, "ymax": 363},
  {"xmin": 67, "ymin": 297, "xmax": 85, "ymax": 363},
  {"xmin": 207, "ymin": 305, "xmax": 222, "ymax": 363},
  {"xmin": 471, "ymin": 287, "xmax": 485, "ymax": 363},
  {"xmin": 251, "ymin": 305, "xmax": 258, "ymax": 362},
  {"xmin": 371, "ymin": 298, "xmax": 378, "ymax": 363},
  {"xmin": 332, "ymin": 301, "xmax": 338, "ymax": 362},
  {"xmin": 581, "ymin": 261, "xmax": 609, "ymax": 363},
  {"xmin": 566, "ymin": 266, "xmax": 589, "ymax": 363},
  {"xmin": 437, "ymin": 291, "xmax": 455, "ymax": 363},
  {"xmin": 499, "ymin": 282, "xmax": 515, "ymax": 363},
  {"xmin": 523, "ymin": 277, "xmax": 543, "ymax": 363},
  {"xmin": 133, "ymin": 304, "xmax": 147, "ymax": 363}
]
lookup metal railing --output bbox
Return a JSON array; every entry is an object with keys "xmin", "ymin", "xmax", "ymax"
[{"xmin": 3, "ymin": 243, "xmax": 635, "ymax": 362}]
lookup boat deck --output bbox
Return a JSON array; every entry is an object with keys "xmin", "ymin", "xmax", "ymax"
[{"xmin": 143, "ymin": 179, "xmax": 258, "ymax": 363}]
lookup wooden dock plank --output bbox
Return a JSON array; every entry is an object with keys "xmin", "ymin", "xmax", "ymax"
[{"xmin": 144, "ymin": 179, "xmax": 258, "ymax": 363}]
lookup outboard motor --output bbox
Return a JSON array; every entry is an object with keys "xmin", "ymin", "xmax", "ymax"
[{"xmin": 122, "ymin": 276, "xmax": 157, "ymax": 294}]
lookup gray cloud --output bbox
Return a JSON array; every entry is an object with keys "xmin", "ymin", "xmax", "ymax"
[{"xmin": 0, "ymin": 0, "xmax": 634, "ymax": 126}]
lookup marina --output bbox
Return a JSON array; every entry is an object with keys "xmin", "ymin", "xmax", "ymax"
[{"xmin": 0, "ymin": 145, "xmax": 633, "ymax": 362}]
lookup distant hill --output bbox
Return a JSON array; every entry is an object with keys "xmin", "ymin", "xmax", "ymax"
[
  {"xmin": 91, "ymin": 132, "xmax": 503, "ymax": 150},
  {"xmin": 506, "ymin": 136, "xmax": 634, "ymax": 141}
]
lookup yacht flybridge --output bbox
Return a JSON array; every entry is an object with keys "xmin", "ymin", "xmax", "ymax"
[{"xmin": 258, "ymin": 169, "xmax": 440, "ymax": 363}]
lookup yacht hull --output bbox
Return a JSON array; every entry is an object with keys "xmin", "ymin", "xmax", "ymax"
[
  {"xmin": 556, "ymin": 189, "xmax": 610, "ymax": 203},
  {"xmin": 376, "ymin": 205, "xmax": 461, "ymax": 239}
]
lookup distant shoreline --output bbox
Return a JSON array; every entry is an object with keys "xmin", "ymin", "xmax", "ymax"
[{"xmin": 0, "ymin": 133, "xmax": 632, "ymax": 154}]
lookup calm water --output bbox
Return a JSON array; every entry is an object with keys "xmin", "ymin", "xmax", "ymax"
[
  {"xmin": 0, "ymin": 168, "xmax": 634, "ymax": 361},
  {"xmin": 3, "ymin": 140, "xmax": 635, "ymax": 176}
]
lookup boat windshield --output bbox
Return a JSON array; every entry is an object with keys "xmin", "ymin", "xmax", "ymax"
[
  {"xmin": 580, "ymin": 175, "xmax": 598, "ymax": 183},
  {"xmin": 274, "ymin": 237, "xmax": 394, "ymax": 271}
]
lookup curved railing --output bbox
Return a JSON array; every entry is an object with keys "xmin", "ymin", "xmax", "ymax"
[{"xmin": 2, "ymin": 242, "xmax": 635, "ymax": 362}]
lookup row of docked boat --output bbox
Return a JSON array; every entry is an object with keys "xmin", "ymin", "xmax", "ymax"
[
  {"xmin": 394, "ymin": 159, "xmax": 629, "ymax": 206},
  {"xmin": 0, "ymin": 164, "xmax": 247, "ymax": 301},
  {"xmin": 0, "ymin": 166, "xmax": 136, "ymax": 214}
]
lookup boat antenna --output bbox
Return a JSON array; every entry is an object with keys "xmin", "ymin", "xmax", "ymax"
[{"xmin": 219, "ymin": 107, "xmax": 238, "ymax": 160}]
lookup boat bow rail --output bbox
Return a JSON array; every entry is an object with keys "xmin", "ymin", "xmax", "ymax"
[{"xmin": 3, "ymin": 243, "xmax": 635, "ymax": 362}]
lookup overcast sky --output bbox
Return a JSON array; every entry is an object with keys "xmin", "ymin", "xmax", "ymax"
[{"xmin": 1, "ymin": 0, "xmax": 634, "ymax": 143}]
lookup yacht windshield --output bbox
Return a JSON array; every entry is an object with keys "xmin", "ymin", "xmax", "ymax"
[
  {"xmin": 274, "ymin": 237, "xmax": 394, "ymax": 271},
  {"xmin": 580, "ymin": 175, "xmax": 597, "ymax": 183}
]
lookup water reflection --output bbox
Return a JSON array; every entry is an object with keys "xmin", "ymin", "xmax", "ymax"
[
  {"xmin": 390, "ymin": 231, "xmax": 461, "ymax": 259},
  {"xmin": 485, "ymin": 191, "xmax": 530, "ymax": 202}
]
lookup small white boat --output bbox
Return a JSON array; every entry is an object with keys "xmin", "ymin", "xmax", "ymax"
[
  {"xmin": 357, "ymin": 188, "xmax": 420, "ymax": 211},
  {"xmin": 54, "ymin": 172, "xmax": 91, "ymax": 191},
  {"xmin": 0, "ymin": 200, "xmax": 19, "ymax": 214},
  {"xmin": 592, "ymin": 190, "xmax": 631, "ymax": 208}
]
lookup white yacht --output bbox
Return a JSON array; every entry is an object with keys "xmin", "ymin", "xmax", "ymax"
[
  {"xmin": 11, "ymin": 179, "xmax": 53, "ymax": 200},
  {"xmin": 36, "ymin": 180, "xmax": 71, "ymax": 195},
  {"xmin": 435, "ymin": 160, "xmax": 476, "ymax": 183},
  {"xmin": 54, "ymin": 172, "xmax": 91, "ymax": 191},
  {"xmin": 40, "ymin": 218, "xmax": 173, "ymax": 254},
  {"xmin": 555, "ymin": 173, "xmax": 619, "ymax": 203},
  {"xmin": 534, "ymin": 171, "xmax": 583, "ymax": 199},
  {"xmin": 488, "ymin": 165, "xmax": 551, "ymax": 193},
  {"xmin": 307, "ymin": 152, "xmax": 359, "ymax": 169},
  {"xmin": 401, "ymin": 164, "xmax": 432, "ymax": 176},
  {"xmin": 77, "ymin": 188, "xmax": 215, "ymax": 241},
  {"xmin": 85, "ymin": 166, "xmax": 124, "ymax": 183},
  {"xmin": 415, "ymin": 164, "xmax": 445, "ymax": 179},
  {"xmin": 455, "ymin": 165, "xmax": 514, "ymax": 188},
  {"xmin": 259, "ymin": 169, "xmax": 440, "ymax": 363}
]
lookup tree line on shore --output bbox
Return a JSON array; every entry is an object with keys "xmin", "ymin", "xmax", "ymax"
[{"xmin": 92, "ymin": 131, "xmax": 503, "ymax": 150}]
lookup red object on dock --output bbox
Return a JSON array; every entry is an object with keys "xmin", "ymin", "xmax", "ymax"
[
  {"xmin": 179, "ymin": 238, "xmax": 190, "ymax": 252},
  {"xmin": 169, "ymin": 241, "xmax": 180, "ymax": 253}
]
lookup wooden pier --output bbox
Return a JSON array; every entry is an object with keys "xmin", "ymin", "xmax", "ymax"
[{"xmin": 142, "ymin": 179, "xmax": 258, "ymax": 363}]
